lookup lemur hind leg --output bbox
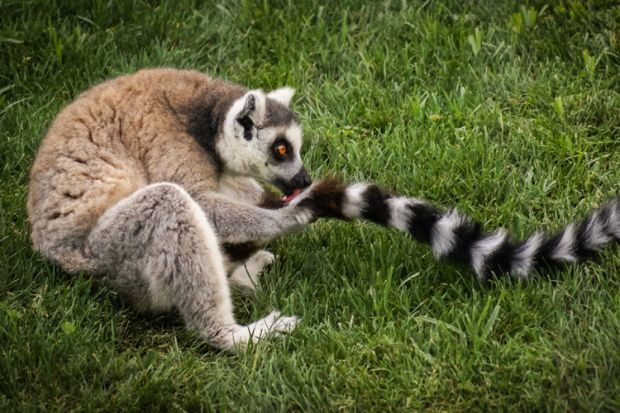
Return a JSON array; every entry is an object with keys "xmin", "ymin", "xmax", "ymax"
[
  {"xmin": 86, "ymin": 182, "xmax": 298, "ymax": 351},
  {"xmin": 228, "ymin": 250, "xmax": 276, "ymax": 294}
]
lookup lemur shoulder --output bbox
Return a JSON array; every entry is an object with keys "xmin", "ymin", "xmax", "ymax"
[{"xmin": 28, "ymin": 68, "xmax": 620, "ymax": 352}]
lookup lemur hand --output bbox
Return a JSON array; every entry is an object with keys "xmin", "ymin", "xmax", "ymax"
[
  {"xmin": 279, "ymin": 202, "xmax": 316, "ymax": 232},
  {"xmin": 287, "ymin": 178, "xmax": 349, "ymax": 220}
]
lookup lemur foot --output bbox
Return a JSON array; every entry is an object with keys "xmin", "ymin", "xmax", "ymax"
[
  {"xmin": 252, "ymin": 309, "xmax": 300, "ymax": 336},
  {"xmin": 231, "ymin": 309, "xmax": 300, "ymax": 348},
  {"xmin": 229, "ymin": 250, "xmax": 275, "ymax": 294}
]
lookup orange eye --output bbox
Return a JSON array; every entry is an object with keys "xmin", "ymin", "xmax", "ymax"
[{"xmin": 276, "ymin": 144, "xmax": 287, "ymax": 157}]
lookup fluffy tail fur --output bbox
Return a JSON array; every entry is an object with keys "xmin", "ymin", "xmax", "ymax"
[{"xmin": 293, "ymin": 178, "xmax": 620, "ymax": 280}]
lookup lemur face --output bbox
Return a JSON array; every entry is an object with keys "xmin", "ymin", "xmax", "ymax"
[{"xmin": 218, "ymin": 88, "xmax": 311, "ymax": 201}]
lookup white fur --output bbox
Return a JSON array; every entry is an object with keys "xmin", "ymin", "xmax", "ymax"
[
  {"xmin": 267, "ymin": 87, "xmax": 295, "ymax": 106},
  {"xmin": 231, "ymin": 310, "xmax": 300, "ymax": 346},
  {"xmin": 431, "ymin": 211, "xmax": 466, "ymax": 258},
  {"xmin": 342, "ymin": 183, "xmax": 369, "ymax": 218},
  {"xmin": 583, "ymin": 212, "xmax": 613, "ymax": 250},
  {"xmin": 217, "ymin": 173, "xmax": 264, "ymax": 205},
  {"xmin": 609, "ymin": 202, "xmax": 620, "ymax": 239},
  {"xmin": 510, "ymin": 232, "xmax": 543, "ymax": 279},
  {"xmin": 221, "ymin": 90, "xmax": 266, "ymax": 139},
  {"xmin": 219, "ymin": 91, "xmax": 266, "ymax": 176},
  {"xmin": 285, "ymin": 122, "xmax": 303, "ymax": 155},
  {"xmin": 550, "ymin": 223, "xmax": 577, "ymax": 262},
  {"xmin": 471, "ymin": 229, "xmax": 509, "ymax": 278},
  {"xmin": 245, "ymin": 89, "xmax": 267, "ymax": 125},
  {"xmin": 388, "ymin": 197, "xmax": 414, "ymax": 231},
  {"xmin": 280, "ymin": 190, "xmax": 315, "ymax": 223}
]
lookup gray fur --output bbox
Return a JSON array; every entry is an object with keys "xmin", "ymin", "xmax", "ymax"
[
  {"xmin": 264, "ymin": 98, "xmax": 298, "ymax": 127},
  {"xmin": 86, "ymin": 183, "xmax": 299, "ymax": 349}
]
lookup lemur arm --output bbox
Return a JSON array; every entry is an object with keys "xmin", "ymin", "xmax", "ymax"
[
  {"xmin": 291, "ymin": 178, "xmax": 620, "ymax": 280},
  {"xmin": 191, "ymin": 191, "xmax": 312, "ymax": 244},
  {"xmin": 219, "ymin": 189, "xmax": 287, "ymax": 264}
]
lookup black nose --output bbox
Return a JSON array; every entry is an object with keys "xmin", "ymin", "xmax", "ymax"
[{"xmin": 290, "ymin": 167, "xmax": 312, "ymax": 189}]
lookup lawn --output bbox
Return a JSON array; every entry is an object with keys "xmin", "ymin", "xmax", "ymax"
[{"xmin": 1, "ymin": 0, "xmax": 619, "ymax": 411}]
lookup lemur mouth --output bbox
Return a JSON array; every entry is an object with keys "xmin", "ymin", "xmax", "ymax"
[
  {"xmin": 281, "ymin": 188, "xmax": 303, "ymax": 203},
  {"xmin": 273, "ymin": 171, "xmax": 312, "ymax": 203}
]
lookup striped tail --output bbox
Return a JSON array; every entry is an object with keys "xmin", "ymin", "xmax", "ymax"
[{"xmin": 293, "ymin": 178, "xmax": 620, "ymax": 280}]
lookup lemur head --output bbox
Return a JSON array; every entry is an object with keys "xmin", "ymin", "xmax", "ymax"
[{"xmin": 218, "ymin": 87, "xmax": 311, "ymax": 201}]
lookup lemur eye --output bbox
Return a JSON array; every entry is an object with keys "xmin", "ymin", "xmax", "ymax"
[{"xmin": 272, "ymin": 140, "xmax": 290, "ymax": 161}]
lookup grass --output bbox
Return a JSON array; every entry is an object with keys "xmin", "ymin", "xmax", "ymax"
[{"xmin": 1, "ymin": 0, "xmax": 619, "ymax": 411}]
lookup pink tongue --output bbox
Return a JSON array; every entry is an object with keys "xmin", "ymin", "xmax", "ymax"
[{"xmin": 281, "ymin": 188, "xmax": 302, "ymax": 203}]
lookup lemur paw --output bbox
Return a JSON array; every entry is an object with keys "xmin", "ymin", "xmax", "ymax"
[
  {"xmin": 252, "ymin": 250, "xmax": 276, "ymax": 267},
  {"xmin": 229, "ymin": 250, "xmax": 275, "ymax": 294},
  {"xmin": 259, "ymin": 310, "xmax": 301, "ymax": 336},
  {"xmin": 293, "ymin": 208, "xmax": 315, "ymax": 226},
  {"xmin": 232, "ymin": 309, "xmax": 300, "ymax": 347}
]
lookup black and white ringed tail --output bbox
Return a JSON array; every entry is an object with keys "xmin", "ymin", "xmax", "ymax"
[{"xmin": 292, "ymin": 178, "xmax": 620, "ymax": 280}]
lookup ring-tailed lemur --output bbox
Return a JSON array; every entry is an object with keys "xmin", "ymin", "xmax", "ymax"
[
  {"xmin": 28, "ymin": 68, "xmax": 618, "ymax": 352},
  {"xmin": 28, "ymin": 69, "xmax": 315, "ymax": 352}
]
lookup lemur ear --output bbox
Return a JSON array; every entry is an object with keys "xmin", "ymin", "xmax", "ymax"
[
  {"xmin": 235, "ymin": 91, "xmax": 266, "ymax": 140},
  {"xmin": 267, "ymin": 87, "xmax": 295, "ymax": 107},
  {"xmin": 236, "ymin": 93, "xmax": 255, "ymax": 119}
]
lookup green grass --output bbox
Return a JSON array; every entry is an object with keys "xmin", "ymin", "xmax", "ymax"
[{"xmin": 1, "ymin": 0, "xmax": 620, "ymax": 411}]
